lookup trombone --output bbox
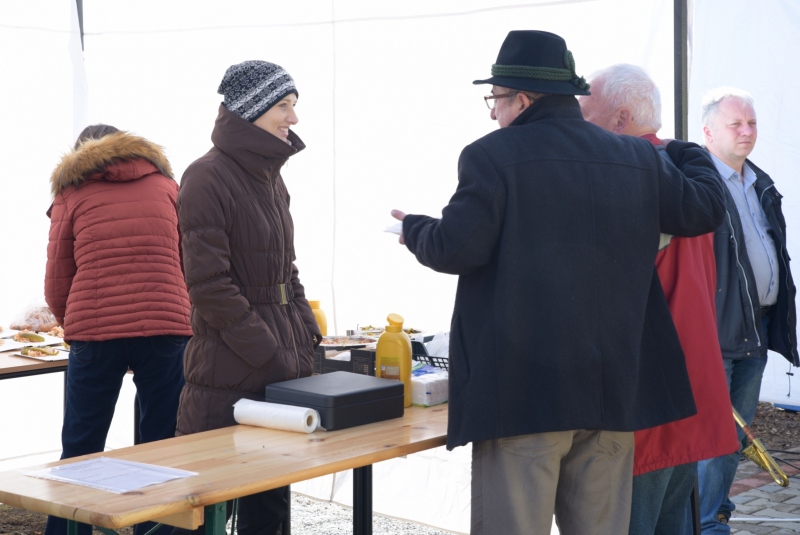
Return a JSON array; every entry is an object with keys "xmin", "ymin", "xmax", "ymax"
[{"xmin": 732, "ymin": 407, "xmax": 789, "ymax": 487}]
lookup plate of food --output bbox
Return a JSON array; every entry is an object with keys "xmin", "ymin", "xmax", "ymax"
[
  {"xmin": 319, "ymin": 336, "xmax": 377, "ymax": 350},
  {"xmin": 15, "ymin": 345, "xmax": 69, "ymax": 361},
  {"xmin": 0, "ymin": 330, "xmax": 65, "ymax": 347}
]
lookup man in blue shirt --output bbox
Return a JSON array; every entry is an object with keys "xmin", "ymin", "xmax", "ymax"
[{"xmin": 697, "ymin": 87, "xmax": 798, "ymax": 534}]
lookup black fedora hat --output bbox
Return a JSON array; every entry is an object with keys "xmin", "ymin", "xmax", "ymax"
[{"xmin": 473, "ymin": 30, "xmax": 590, "ymax": 96}]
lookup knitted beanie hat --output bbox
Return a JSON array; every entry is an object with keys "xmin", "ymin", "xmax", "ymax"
[{"xmin": 218, "ymin": 61, "xmax": 298, "ymax": 122}]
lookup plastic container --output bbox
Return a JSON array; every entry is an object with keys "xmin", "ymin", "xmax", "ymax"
[
  {"xmin": 308, "ymin": 300, "xmax": 327, "ymax": 336},
  {"xmin": 375, "ymin": 313, "xmax": 413, "ymax": 408}
]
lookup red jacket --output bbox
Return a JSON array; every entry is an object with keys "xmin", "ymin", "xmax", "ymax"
[
  {"xmin": 45, "ymin": 131, "xmax": 192, "ymax": 342},
  {"xmin": 633, "ymin": 135, "xmax": 738, "ymax": 475}
]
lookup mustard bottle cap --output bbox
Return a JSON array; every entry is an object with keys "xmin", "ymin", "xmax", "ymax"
[{"xmin": 385, "ymin": 313, "xmax": 404, "ymax": 332}]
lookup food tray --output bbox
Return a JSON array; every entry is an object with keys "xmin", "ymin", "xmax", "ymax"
[
  {"xmin": 14, "ymin": 349, "xmax": 69, "ymax": 362},
  {"xmin": 319, "ymin": 336, "xmax": 377, "ymax": 350},
  {"xmin": 0, "ymin": 331, "xmax": 64, "ymax": 347}
]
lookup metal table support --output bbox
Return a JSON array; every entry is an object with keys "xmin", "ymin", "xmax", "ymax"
[{"xmin": 354, "ymin": 465, "xmax": 373, "ymax": 535}]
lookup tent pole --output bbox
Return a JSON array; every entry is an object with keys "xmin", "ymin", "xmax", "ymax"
[
  {"xmin": 673, "ymin": 0, "xmax": 688, "ymax": 140},
  {"xmin": 76, "ymin": 0, "xmax": 84, "ymax": 50}
]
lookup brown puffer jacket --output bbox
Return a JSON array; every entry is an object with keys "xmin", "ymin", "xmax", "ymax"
[
  {"xmin": 175, "ymin": 105, "xmax": 321, "ymax": 435},
  {"xmin": 45, "ymin": 131, "xmax": 192, "ymax": 342}
]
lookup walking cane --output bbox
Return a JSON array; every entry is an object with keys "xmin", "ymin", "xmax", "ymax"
[{"xmin": 732, "ymin": 407, "xmax": 789, "ymax": 487}]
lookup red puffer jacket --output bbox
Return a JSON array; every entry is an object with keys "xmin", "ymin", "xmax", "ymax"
[{"xmin": 45, "ymin": 131, "xmax": 192, "ymax": 342}]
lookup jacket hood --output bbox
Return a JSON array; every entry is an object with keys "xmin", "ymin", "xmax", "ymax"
[
  {"xmin": 50, "ymin": 131, "xmax": 173, "ymax": 197},
  {"xmin": 211, "ymin": 104, "xmax": 305, "ymax": 179}
]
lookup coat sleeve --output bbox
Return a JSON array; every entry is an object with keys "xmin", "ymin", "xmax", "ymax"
[
  {"xmin": 178, "ymin": 163, "xmax": 279, "ymax": 368},
  {"xmin": 403, "ymin": 143, "xmax": 506, "ymax": 274},
  {"xmin": 658, "ymin": 140, "xmax": 725, "ymax": 237},
  {"xmin": 289, "ymin": 264, "xmax": 322, "ymax": 347},
  {"xmin": 44, "ymin": 196, "xmax": 76, "ymax": 326}
]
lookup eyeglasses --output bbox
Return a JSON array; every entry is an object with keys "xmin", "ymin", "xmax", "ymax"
[{"xmin": 484, "ymin": 92, "xmax": 518, "ymax": 109}]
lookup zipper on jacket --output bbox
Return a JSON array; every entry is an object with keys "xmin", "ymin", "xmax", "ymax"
[
  {"xmin": 761, "ymin": 184, "xmax": 798, "ymax": 363},
  {"xmin": 779, "ymin": 245, "xmax": 798, "ymax": 362},
  {"xmin": 268, "ymin": 166, "xmax": 300, "ymax": 376},
  {"xmin": 726, "ymin": 209, "xmax": 761, "ymax": 348}
]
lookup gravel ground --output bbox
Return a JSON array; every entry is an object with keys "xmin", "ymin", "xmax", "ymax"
[
  {"xmin": 289, "ymin": 495, "xmax": 456, "ymax": 534},
  {"xmin": 0, "ymin": 494, "xmax": 459, "ymax": 534}
]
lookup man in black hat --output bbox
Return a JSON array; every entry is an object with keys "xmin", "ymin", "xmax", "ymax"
[{"xmin": 391, "ymin": 30, "xmax": 725, "ymax": 534}]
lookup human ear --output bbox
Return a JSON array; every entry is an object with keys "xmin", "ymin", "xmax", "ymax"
[
  {"xmin": 702, "ymin": 124, "xmax": 713, "ymax": 144},
  {"xmin": 613, "ymin": 108, "xmax": 632, "ymax": 134},
  {"xmin": 518, "ymin": 93, "xmax": 531, "ymax": 111}
]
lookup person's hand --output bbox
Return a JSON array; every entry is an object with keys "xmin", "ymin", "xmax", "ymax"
[{"xmin": 391, "ymin": 209, "xmax": 406, "ymax": 244}]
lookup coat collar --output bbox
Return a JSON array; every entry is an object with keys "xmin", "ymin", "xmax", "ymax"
[
  {"xmin": 50, "ymin": 131, "xmax": 173, "ymax": 197},
  {"xmin": 510, "ymin": 94, "xmax": 584, "ymax": 127},
  {"xmin": 211, "ymin": 104, "xmax": 305, "ymax": 179}
]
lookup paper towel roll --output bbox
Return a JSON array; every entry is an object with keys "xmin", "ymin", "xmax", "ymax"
[{"xmin": 233, "ymin": 399, "xmax": 319, "ymax": 433}]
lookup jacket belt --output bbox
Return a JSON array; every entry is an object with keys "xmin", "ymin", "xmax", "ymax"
[{"xmin": 241, "ymin": 284, "xmax": 294, "ymax": 305}]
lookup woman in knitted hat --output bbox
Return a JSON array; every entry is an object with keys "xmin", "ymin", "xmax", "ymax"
[
  {"xmin": 44, "ymin": 124, "xmax": 192, "ymax": 535},
  {"xmin": 171, "ymin": 61, "xmax": 321, "ymax": 535}
]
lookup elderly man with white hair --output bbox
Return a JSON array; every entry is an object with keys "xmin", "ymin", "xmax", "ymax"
[
  {"xmin": 580, "ymin": 64, "xmax": 738, "ymax": 535},
  {"xmin": 696, "ymin": 87, "xmax": 798, "ymax": 534}
]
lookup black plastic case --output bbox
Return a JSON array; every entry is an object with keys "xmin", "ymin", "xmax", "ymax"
[{"xmin": 263, "ymin": 371, "xmax": 404, "ymax": 430}]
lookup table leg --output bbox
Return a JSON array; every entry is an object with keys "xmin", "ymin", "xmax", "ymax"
[
  {"xmin": 283, "ymin": 485, "xmax": 291, "ymax": 535},
  {"xmin": 353, "ymin": 465, "xmax": 372, "ymax": 535},
  {"xmin": 205, "ymin": 502, "xmax": 227, "ymax": 535},
  {"xmin": 134, "ymin": 393, "xmax": 141, "ymax": 445}
]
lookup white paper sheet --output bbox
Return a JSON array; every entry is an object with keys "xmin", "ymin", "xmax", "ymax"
[{"xmin": 27, "ymin": 457, "xmax": 197, "ymax": 494}]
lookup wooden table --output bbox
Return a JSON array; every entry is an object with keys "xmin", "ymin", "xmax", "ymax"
[
  {"xmin": 0, "ymin": 405, "xmax": 448, "ymax": 534},
  {"xmin": 0, "ymin": 349, "xmax": 68, "ymax": 381}
]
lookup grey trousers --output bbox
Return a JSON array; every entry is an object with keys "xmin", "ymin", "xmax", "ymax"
[{"xmin": 471, "ymin": 429, "xmax": 635, "ymax": 535}]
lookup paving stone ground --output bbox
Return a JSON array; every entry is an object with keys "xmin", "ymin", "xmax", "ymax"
[{"xmin": 728, "ymin": 448, "xmax": 800, "ymax": 534}]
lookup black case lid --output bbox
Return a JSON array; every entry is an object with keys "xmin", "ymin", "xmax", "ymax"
[{"xmin": 264, "ymin": 371, "xmax": 404, "ymax": 408}]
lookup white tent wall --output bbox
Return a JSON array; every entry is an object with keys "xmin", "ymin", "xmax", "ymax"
[
  {"xmin": 0, "ymin": 1, "xmax": 87, "ymax": 464},
  {"xmin": 688, "ymin": 0, "xmax": 800, "ymax": 408},
  {"xmin": 3, "ymin": 0, "xmax": 799, "ymax": 532}
]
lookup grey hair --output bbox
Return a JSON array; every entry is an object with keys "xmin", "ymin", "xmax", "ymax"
[
  {"xmin": 701, "ymin": 86, "xmax": 755, "ymax": 126},
  {"xmin": 588, "ymin": 64, "xmax": 662, "ymax": 131}
]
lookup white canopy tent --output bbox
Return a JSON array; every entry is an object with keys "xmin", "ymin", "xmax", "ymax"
[{"xmin": 1, "ymin": 1, "xmax": 798, "ymax": 532}]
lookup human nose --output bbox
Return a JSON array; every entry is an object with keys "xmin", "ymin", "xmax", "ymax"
[
  {"xmin": 288, "ymin": 109, "xmax": 299, "ymax": 125},
  {"xmin": 490, "ymin": 107, "xmax": 497, "ymax": 121}
]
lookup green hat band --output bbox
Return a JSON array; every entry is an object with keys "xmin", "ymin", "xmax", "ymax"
[{"xmin": 491, "ymin": 50, "xmax": 590, "ymax": 91}]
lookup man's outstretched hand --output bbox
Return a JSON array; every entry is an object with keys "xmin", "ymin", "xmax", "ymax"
[{"xmin": 391, "ymin": 209, "xmax": 406, "ymax": 244}]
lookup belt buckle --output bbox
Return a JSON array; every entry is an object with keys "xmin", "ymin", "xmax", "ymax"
[{"xmin": 278, "ymin": 283, "xmax": 288, "ymax": 305}]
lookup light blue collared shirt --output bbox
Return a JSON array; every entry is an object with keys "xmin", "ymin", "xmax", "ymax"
[{"xmin": 711, "ymin": 153, "xmax": 779, "ymax": 305}]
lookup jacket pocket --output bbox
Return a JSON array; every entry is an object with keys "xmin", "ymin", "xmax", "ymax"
[{"xmin": 498, "ymin": 431, "xmax": 570, "ymax": 458}]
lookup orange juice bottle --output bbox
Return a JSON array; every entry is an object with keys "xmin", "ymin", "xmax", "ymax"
[
  {"xmin": 376, "ymin": 313, "xmax": 412, "ymax": 408},
  {"xmin": 308, "ymin": 300, "xmax": 327, "ymax": 336}
]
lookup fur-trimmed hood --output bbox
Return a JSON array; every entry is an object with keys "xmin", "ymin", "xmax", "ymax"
[{"xmin": 50, "ymin": 131, "xmax": 173, "ymax": 197}]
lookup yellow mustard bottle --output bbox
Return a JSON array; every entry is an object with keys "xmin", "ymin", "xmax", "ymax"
[
  {"xmin": 376, "ymin": 313, "xmax": 412, "ymax": 408},
  {"xmin": 308, "ymin": 300, "xmax": 327, "ymax": 336}
]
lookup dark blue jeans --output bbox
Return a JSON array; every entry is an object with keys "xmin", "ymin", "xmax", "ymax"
[
  {"xmin": 697, "ymin": 315, "xmax": 770, "ymax": 534},
  {"xmin": 629, "ymin": 462, "xmax": 697, "ymax": 535},
  {"xmin": 44, "ymin": 335, "xmax": 188, "ymax": 535}
]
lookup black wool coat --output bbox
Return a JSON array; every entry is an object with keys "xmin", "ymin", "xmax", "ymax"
[{"xmin": 403, "ymin": 95, "xmax": 726, "ymax": 450}]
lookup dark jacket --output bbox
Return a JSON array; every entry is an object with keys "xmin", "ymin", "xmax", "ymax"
[
  {"xmin": 713, "ymin": 159, "xmax": 798, "ymax": 365},
  {"xmin": 402, "ymin": 95, "xmax": 726, "ymax": 450},
  {"xmin": 175, "ymin": 105, "xmax": 321, "ymax": 435},
  {"xmin": 45, "ymin": 131, "xmax": 192, "ymax": 342}
]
